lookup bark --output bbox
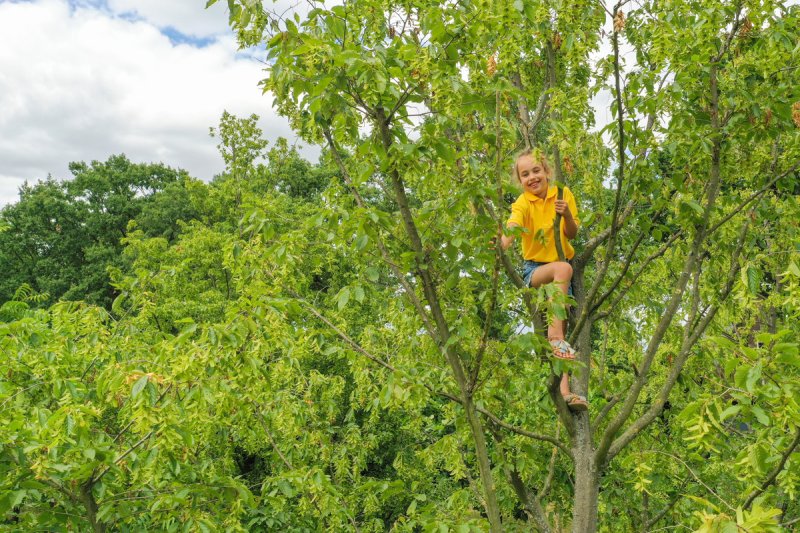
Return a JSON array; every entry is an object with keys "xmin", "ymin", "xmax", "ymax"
[
  {"xmin": 79, "ymin": 482, "xmax": 105, "ymax": 533},
  {"xmin": 571, "ymin": 437, "xmax": 599, "ymax": 533}
]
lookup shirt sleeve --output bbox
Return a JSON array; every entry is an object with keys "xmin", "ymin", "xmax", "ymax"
[
  {"xmin": 565, "ymin": 187, "xmax": 580, "ymax": 228},
  {"xmin": 507, "ymin": 195, "xmax": 526, "ymax": 228}
]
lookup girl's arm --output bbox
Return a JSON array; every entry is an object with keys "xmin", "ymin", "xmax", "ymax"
[
  {"xmin": 501, "ymin": 223, "xmax": 520, "ymax": 250},
  {"xmin": 555, "ymin": 200, "xmax": 578, "ymax": 239}
]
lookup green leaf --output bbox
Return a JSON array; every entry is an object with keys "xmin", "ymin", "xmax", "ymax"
[
  {"xmin": 277, "ymin": 480, "xmax": 295, "ymax": 497},
  {"xmin": 720, "ymin": 405, "xmax": 741, "ymax": 422},
  {"xmin": 745, "ymin": 266, "xmax": 761, "ymax": 295},
  {"xmin": 354, "ymin": 285, "xmax": 365, "ymax": 303},
  {"xmin": 337, "ymin": 287, "xmax": 351, "ymax": 310},
  {"xmin": 734, "ymin": 365, "xmax": 749, "ymax": 389},
  {"xmin": 0, "ymin": 491, "xmax": 26, "ymax": 514},
  {"xmin": 365, "ymin": 267, "xmax": 379, "ymax": 282},
  {"xmin": 745, "ymin": 364, "xmax": 761, "ymax": 392},
  {"xmin": 354, "ymin": 234, "xmax": 369, "ymax": 251},
  {"xmin": 751, "ymin": 405, "xmax": 769, "ymax": 426},
  {"xmin": 132, "ymin": 375, "xmax": 149, "ymax": 398},
  {"xmin": 683, "ymin": 199, "xmax": 704, "ymax": 215}
]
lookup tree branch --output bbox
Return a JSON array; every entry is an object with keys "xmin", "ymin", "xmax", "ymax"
[
  {"xmin": 743, "ymin": 426, "xmax": 800, "ymax": 510},
  {"xmin": 92, "ymin": 430, "xmax": 154, "ymax": 484},
  {"xmin": 488, "ymin": 423, "xmax": 553, "ymax": 533},
  {"xmin": 538, "ymin": 423, "xmax": 561, "ymax": 499},
  {"xmin": 604, "ymin": 219, "xmax": 747, "ymax": 463},
  {"xmin": 597, "ymin": 59, "xmax": 727, "ymax": 465},
  {"xmin": 475, "ymin": 402, "xmax": 573, "ymax": 458},
  {"xmin": 292, "ymin": 291, "xmax": 397, "ymax": 373},
  {"xmin": 644, "ymin": 476, "xmax": 690, "ymax": 530},
  {"xmin": 321, "ymin": 125, "xmax": 437, "ymax": 339}
]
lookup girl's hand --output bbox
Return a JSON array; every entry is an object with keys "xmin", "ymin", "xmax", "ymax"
[{"xmin": 555, "ymin": 199, "xmax": 572, "ymax": 220}]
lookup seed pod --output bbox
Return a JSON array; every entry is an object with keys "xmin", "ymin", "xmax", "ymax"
[
  {"xmin": 739, "ymin": 17, "xmax": 753, "ymax": 39},
  {"xmin": 553, "ymin": 32, "xmax": 562, "ymax": 50},
  {"xmin": 613, "ymin": 10, "xmax": 625, "ymax": 33},
  {"xmin": 388, "ymin": 26, "xmax": 396, "ymax": 39},
  {"xmin": 487, "ymin": 54, "xmax": 497, "ymax": 77},
  {"xmin": 563, "ymin": 155, "xmax": 574, "ymax": 174},
  {"xmin": 793, "ymin": 102, "xmax": 800, "ymax": 128},
  {"xmin": 764, "ymin": 108, "xmax": 772, "ymax": 126}
]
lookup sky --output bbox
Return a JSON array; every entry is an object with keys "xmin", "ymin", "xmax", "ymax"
[{"xmin": 0, "ymin": 0, "xmax": 315, "ymax": 206}]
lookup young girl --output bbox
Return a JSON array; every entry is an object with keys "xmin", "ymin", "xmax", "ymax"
[{"xmin": 500, "ymin": 149, "xmax": 588, "ymax": 412}]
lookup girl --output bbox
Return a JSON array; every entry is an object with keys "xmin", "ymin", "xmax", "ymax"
[{"xmin": 500, "ymin": 149, "xmax": 588, "ymax": 412}]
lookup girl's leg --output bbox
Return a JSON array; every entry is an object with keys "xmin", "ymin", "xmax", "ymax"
[
  {"xmin": 529, "ymin": 261, "xmax": 573, "ymax": 342},
  {"xmin": 530, "ymin": 262, "xmax": 581, "ymax": 405},
  {"xmin": 560, "ymin": 373, "xmax": 570, "ymax": 396}
]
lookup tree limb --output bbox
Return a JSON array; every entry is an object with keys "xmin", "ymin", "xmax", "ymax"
[
  {"xmin": 321, "ymin": 125, "xmax": 437, "ymax": 340},
  {"xmin": 604, "ymin": 219, "xmax": 747, "ymax": 463},
  {"xmin": 488, "ymin": 423, "xmax": 553, "ymax": 533},
  {"xmin": 597, "ymin": 59, "xmax": 726, "ymax": 464},
  {"xmin": 743, "ymin": 426, "xmax": 800, "ymax": 510}
]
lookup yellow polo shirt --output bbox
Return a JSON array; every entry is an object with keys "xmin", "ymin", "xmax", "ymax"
[{"xmin": 506, "ymin": 186, "xmax": 579, "ymax": 263}]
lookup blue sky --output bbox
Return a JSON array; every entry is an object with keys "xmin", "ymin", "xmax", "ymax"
[{"xmin": 0, "ymin": 0, "xmax": 312, "ymax": 206}]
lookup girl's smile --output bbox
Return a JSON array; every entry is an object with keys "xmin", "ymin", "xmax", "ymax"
[{"xmin": 516, "ymin": 154, "xmax": 550, "ymax": 199}]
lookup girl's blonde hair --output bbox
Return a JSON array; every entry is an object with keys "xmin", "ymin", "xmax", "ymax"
[{"xmin": 511, "ymin": 148, "xmax": 552, "ymax": 188}]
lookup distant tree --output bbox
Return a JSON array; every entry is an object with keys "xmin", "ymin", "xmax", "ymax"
[
  {"xmin": 0, "ymin": 155, "xmax": 197, "ymax": 308},
  {"xmin": 210, "ymin": 111, "xmax": 269, "ymax": 210}
]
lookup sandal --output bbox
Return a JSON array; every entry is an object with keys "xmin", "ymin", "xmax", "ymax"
[
  {"xmin": 549, "ymin": 339, "xmax": 577, "ymax": 360},
  {"xmin": 563, "ymin": 393, "xmax": 589, "ymax": 412}
]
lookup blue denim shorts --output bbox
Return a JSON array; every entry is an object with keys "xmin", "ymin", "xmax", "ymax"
[{"xmin": 522, "ymin": 260, "xmax": 573, "ymax": 296}]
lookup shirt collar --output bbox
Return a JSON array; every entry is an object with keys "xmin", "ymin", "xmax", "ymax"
[{"xmin": 523, "ymin": 186, "xmax": 557, "ymax": 202}]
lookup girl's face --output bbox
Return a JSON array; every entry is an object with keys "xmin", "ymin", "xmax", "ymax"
[{"xmin": 517, "ymin": 155, "xmax": 549, "ymax": 199}]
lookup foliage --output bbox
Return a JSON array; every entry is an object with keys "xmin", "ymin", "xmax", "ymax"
[
  {"xmin": 2, "ymin": 0, "xmax": 800, "ymax": 531},
  {"xmin": 0, "ymin": 155, "xmax": 200, "ymax": 309}
]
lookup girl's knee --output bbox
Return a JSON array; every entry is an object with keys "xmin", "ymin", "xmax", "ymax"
[{"xmin": 554, "ymin": 261, "xmax": 573, "ymax": 280}]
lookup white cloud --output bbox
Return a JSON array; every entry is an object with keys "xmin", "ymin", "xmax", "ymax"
[
  {"xmin": 106, "ymin": 0, "xmax": 233, "ymax": 37},
  {"xmin": 0, "ymin": 0, "xmax": 318, "ymax": 207}
]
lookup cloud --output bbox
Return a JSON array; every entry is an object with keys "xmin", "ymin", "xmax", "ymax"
[
  {"xmin": 105, "ymin": 0, "xmax": 232, "ymax": 38},
  {"xmin": 0, "ymin": 0, "xmax": 316, "ymax": 207}
]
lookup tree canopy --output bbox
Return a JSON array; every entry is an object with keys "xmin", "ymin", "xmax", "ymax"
[{"xmin": 2, "ymin": 0, "xmax": 800, "ymax": 531}]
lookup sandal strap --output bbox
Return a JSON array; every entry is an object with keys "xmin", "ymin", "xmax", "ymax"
[{"xmin": 550, "ymin": 339, "xmax": 577, "ymax": 359}]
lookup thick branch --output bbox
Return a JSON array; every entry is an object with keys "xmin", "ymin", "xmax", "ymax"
[
  {"xmin": 374, "ymin": 108, "xmax": 501, "ymax": 531},
  {"xmin": 488, "ymin": 423, "xmax": 553, "ymax": 533},
  {"xmin": 597, "ymin": 60, "xmax": 726, "ymax": 465},
  {"xmin": 586, "ymin": 21, "xmax": 627, "ymax": 291},
  {"xmin": 321, "ymin": 125, "xmax": 437, "ymax": 339},
  {"xmin": 473, "ymin": 91, "xmax": 506, "ymax": 388},
  {"xmin": 604, "ymin": 220, "xmax": 747, "ymax": 463}
]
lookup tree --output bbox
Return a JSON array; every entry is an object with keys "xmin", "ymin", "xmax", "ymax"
[
  {"xmin": 213, "ymin": 0, "xmax": 800, "ymax": 530},
  {"xmin": 0, "ymin": 156, "xmax": 199, "ymax": 308},
  {"xmin": 210, "ymin": 110, "xmax": 269, "ymax": 210}
]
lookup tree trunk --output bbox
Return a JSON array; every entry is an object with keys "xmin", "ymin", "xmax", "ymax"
[
  {"xmin": 79, "ymin": 482, "xmax": 105, "ymax": 533},
  {"xmin": 571, "ymin": 434, "xmax": 599, "ymax": 533}
]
